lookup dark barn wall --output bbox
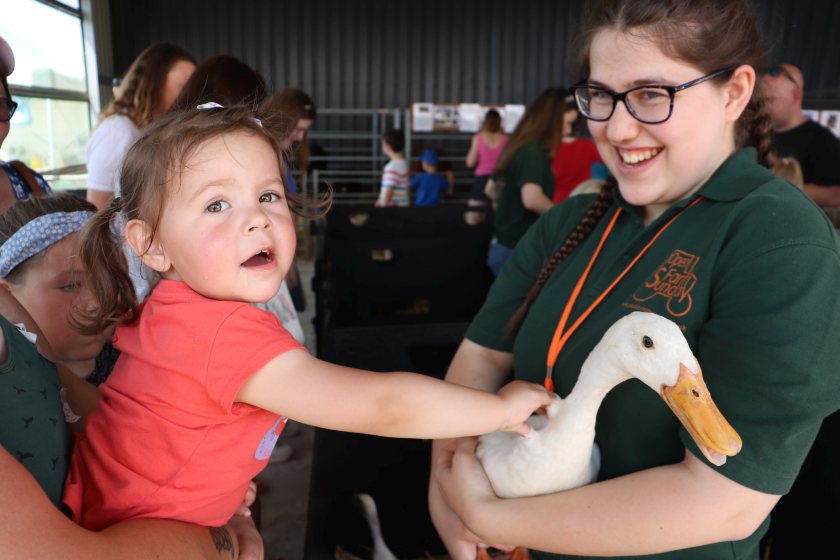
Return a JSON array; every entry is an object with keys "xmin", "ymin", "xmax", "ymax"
[
  {"xmin": 757, "ymin": 0, "xmax": 840, "ymax": 105},
  {"xmin": 108, "ymin": 0, "xmax": 840, "ymax": 109}
]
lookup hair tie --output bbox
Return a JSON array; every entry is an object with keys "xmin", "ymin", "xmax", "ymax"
[
  {"xmin": 196, "ymin": 101, "xmax": 224, "ymax": 110},
  {"xmin": 195, "ymin": 101, "xmax": 262, "ymax": 127},
  {"xmin": 0, "ymin": 211, "xmax": 94, "ymax": 277}
]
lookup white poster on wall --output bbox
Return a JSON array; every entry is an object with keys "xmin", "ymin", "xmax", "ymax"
[
  {"xmin": 819, "ymin": 110, "xmax": 840, "ymax": 138},
  {"xmin": 503, "ymin": 104, "xmax": 526, "ymax": 133},
  {"xmin": 458, "ymin": 103, "xmax": 483, "ymax": 132},
  {"xmin": 411, "ymin": 103, "xmax": 434, "ymax": 131},
  {"xmin": 433, "ymin": 105, "xmax": 459, "ymax": 130}
]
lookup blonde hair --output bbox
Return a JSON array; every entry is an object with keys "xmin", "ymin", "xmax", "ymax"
[{"xmin": 771, "ymin": 157, "xmax": 804, "ymax": 189}]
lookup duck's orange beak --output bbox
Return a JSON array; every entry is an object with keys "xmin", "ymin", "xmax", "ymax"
[{"xmin": 660, "ymin": 363, "xmax": 742, "ymax": 466}]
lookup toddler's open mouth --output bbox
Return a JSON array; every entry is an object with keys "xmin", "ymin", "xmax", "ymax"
[{"xmin": 242, "ymin": 249, "xmax": 274, "ymax": 267}]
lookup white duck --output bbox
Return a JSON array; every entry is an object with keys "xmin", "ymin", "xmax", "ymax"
[
  {"xmin": 477, "ymin": 311, "xmax": 742, "ymax": 500},
  {"xmin": 353, "ymin": 493, "xmax": 398, "ymax": 560}
]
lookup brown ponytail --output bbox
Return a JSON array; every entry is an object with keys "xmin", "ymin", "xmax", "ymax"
[
  {"xmin": 505, "ymin": 180, "xmax": 616, "ymax": 334},
  {"xmin": 72, "ymin": 198, "xmax": 138, "ymax": 335}
]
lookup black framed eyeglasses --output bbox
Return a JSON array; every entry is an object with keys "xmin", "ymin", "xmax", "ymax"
[
  {"xmin": 0, "ymin": 98, "xmax": 17, "ymax": 122},
  {"xmin": 763, "ymin": 65, "xmax": 800, "ymax": 90},
  {"xmin": 569, "ymin": 66, "xmax": 736, "ymax": 125}
]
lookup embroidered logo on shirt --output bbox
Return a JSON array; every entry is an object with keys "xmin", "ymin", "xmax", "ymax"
[
  {"xmin": 632, "ymin": 250, "xmax": 699, "ymax": 317},
  {"xmin": 255, "ymin": 416, "xmax": 287, "ymax": 460}
]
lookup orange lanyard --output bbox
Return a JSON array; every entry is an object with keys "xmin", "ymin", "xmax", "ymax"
[{"xmin": 543, "ymin": 196, "xmax": 703, "ymax": 392}]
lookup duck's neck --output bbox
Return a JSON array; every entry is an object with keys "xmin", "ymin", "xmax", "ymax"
[
  {"xmin": 562, "ymin": 351, "xmax": 629, "ymax": 429},
  {"xmin": 363, "ymin": 506, "xmax": 392, "ymax": 557}
]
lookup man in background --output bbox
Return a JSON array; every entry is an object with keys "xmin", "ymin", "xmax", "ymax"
[{"xmin": 761, "ymin": 63, "xmax": 840, "ymax": 207}]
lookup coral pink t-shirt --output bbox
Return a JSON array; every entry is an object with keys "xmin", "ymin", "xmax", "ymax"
[{"xmin": 63, "ymin": 280, "xmax": 304, "ymax": 530}]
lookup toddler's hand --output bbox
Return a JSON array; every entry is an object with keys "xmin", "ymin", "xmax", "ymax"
[{"xmin": 495, "ymin": 380, "xmax": 553, "ymax": 435}]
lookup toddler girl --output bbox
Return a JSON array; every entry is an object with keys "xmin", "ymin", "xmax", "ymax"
[{"xmin": 63, "ymin": 105, "xmax": 552, "ymax": 530}]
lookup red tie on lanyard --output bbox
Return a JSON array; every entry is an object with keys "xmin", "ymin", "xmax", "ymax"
[{"xmin": 543, "ymin": 197, "xmax": 703, "ymax": 392}]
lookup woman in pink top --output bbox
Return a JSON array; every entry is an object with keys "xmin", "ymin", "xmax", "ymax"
[{"xmin": 465, "ymin": 109, "xmax": 508, "ymax": 224}]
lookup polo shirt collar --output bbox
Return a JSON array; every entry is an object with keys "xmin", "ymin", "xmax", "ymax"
[
  {"xmin": 614, "ymin": 147, "xmax": 771, "ymax": 217},
  {"xmin": 696, "ymin": 147, "xmax": 771, "ymax": 202}
]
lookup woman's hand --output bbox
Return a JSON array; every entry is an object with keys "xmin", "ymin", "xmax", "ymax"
[
  {"xmin": 433, "ymin": 438, "xmax": 514, "ymax": 557},
  {"xmin": 430, "ymin": 440, "xmax": 484, "ymax": 560},
  {"xmin": 429, "ymin": 481, "xmax": 483, "ymax": 560}
]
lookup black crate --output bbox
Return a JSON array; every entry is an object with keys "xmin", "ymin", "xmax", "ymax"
[
  {"xmin": 313, "ymin": 205, "xmax": 494, "ymax": 330},
  {"xmin": 304, "ymin": 322, "xmax": 469, "ymax": 559}
]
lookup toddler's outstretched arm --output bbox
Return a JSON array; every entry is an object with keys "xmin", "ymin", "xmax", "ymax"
[{"xmin": 236, "ymin": 349, "xmax": 552, "ymax": 439}]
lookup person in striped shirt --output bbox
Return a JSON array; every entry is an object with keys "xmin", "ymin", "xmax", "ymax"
[{"xmin": 375, "ymin": 128, "xmax": 410, "ymax": 207}]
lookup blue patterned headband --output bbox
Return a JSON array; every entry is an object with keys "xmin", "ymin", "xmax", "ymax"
[{"xmin": 0, "ymin": 211, "xmax": 94, "ymax": 277}]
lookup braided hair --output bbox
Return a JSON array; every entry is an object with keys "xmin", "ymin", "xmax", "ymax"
[{"xmin": 506, "ymin": 178, "xmax": 616, "ymax": 334}]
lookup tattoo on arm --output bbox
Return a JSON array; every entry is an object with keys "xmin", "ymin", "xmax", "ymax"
[{"xmin": 209, "ymin": 526, "xmax": 234, "ymax": 555}]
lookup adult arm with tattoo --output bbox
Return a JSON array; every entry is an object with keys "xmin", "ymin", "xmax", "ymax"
[{"xmin": 0, "ymin": 446, "xmax": 263, "ymax": 559}]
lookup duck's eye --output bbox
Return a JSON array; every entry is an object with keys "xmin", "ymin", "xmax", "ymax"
[{"xmin": 642, "ymin": 335, "xmax": 654, "ymax": 349}]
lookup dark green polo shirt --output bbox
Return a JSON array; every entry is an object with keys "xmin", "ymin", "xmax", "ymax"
[
  {"xmin": 0, "ymin": 316, "xmax": 69, "ymax": 508},
  {"xmin": 467, "ymin": 148, "xmax": 840, "ymax": 559},
  {"xmin": 494, "ymin": 139, "xmax": 554, "ymax": 248}
]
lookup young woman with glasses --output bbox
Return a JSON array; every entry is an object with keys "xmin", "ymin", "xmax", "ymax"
[
  {"xmin": 429, "ymin": 1, "xmax": 840, "ymax": 559},
  {"xmin": 0, "ymin": 36, "xmax": 52, "ymax": 214}
]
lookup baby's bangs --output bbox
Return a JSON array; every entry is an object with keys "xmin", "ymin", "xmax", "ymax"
[{"xmin": 159, "ymin": 109, "xmax": 273, "ymax": 189}]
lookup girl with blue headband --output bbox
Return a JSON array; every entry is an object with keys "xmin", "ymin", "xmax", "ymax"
[
  {"xmin": 0, "ymin": 193, "xmax": 115, "ymax": 386},
  {"xmin": 0, "ymin": 195, "xmax": 260, "ymax": 557}
]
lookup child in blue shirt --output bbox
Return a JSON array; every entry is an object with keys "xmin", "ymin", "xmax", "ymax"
[{"xmin": 411, "ymin": 149, "xmax": 452, "ymax": 206}]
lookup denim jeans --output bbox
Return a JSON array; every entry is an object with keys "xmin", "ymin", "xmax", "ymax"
[{"xmin": 487, "ymin": 239, "xmax": 514, "ymax": 277}]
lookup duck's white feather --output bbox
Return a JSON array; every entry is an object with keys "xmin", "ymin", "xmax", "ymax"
[{"xmin": 477, "ymin": 312, "xmax": 694, "ymax": 499}]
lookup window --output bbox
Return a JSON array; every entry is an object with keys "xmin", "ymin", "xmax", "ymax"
[{"xmin": 0, "ymin": 0, "xmax": 93, "ymax": 190}]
